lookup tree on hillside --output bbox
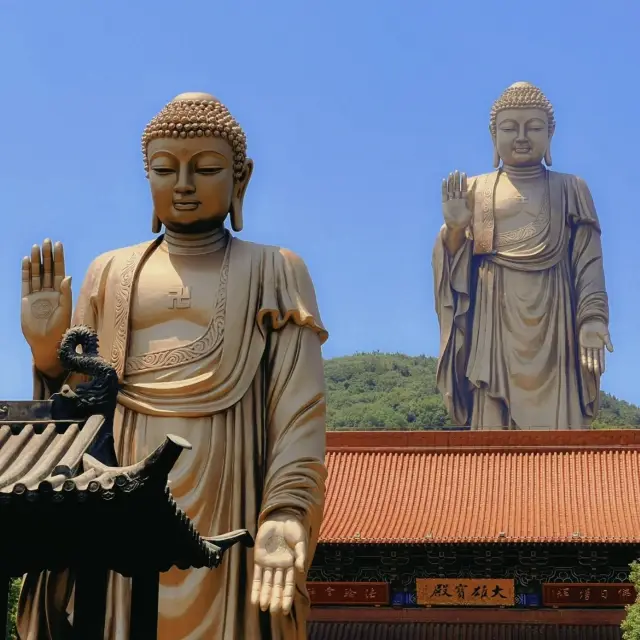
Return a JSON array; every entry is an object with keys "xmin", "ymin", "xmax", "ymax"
[
  {"xmin": 5, "ymin": 579, "xmax": 20, "ymax": 640},
  {"xmin": 622, "ymin": 561, "xmax": 640, "ymax": 639}
]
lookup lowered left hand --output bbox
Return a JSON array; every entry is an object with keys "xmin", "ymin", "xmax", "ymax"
[
  {"xmin": 251, "ymin": 513, "xmax": 307, "ymax": 615},
  {"xmin": 579, "ymin": 319, "xmax": 614, "ymax": 376}
]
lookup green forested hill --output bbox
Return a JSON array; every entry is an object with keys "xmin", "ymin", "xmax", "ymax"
[{"xmin": 325, "ymin": 352, "xmax": 640, "ymax": 430}]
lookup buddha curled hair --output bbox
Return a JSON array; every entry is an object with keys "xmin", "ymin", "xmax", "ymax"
[
  {"xmin": 489, "ymin": 82, "xmax": 556, "ymax": 138},
  {"xmin": 141, "ymin": 94, "xmax": 247, "ymax": 179}
]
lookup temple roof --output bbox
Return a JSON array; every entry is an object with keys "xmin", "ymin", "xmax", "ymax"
[
  {"xmin": 0, "ymin": 413, "xmax": 251, "ymax": 576},
  {"xmin": 319, "ymin": 430, "xmax": 640, "ymax": 545}
]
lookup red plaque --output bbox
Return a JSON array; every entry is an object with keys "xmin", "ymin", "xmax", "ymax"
[
  {"xmin": 543, "ymin": 583, "xmax": 636, "ymax": 607},
  {"xmin": 307, "ymin": 582, "xmax": 389, "ymax": 605}
]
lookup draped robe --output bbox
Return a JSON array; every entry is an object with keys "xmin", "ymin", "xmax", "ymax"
[
  {"xmin": 17, "ymin": 235, "xmax": 328, "ymax": 639},
  {"xmin": 433, "ymin": 170, "xmax": 609, "ymax": 429}
]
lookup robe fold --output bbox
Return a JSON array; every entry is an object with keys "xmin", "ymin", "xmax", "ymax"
[
  {"xmin": 17, "ymin": 235, "xmax": 328, "ymax": 640},
  {"xmin": 433, "ymin": 170, "xmax": 609, "ymax": 429}
]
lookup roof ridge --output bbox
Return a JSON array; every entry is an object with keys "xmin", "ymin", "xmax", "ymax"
[
  {"xmin": 327, "ymin": 445, "xmax": 640, "ymax": 454},
  {"xmin": 326, "ymin": 429, "xmax": 640, "ymax": 452}
]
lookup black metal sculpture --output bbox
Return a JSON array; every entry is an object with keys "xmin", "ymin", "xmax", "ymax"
[
  {"xmin": 51, "ymin": 325, "xmax": 120, "ymax": 424},
  {"xmin": 49, "ymin": 325, "xmax": 121, "ymax": 467}
]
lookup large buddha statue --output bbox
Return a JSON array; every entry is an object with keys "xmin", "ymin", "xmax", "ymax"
[
  {"xmin": 17, "ymin": 93, "xmax": 328, "ymax": 639},
  {"xmin": 433, "ymin": 82, "xmax": 612, "ymax": 429}
]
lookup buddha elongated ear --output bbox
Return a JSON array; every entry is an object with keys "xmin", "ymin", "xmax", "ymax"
[
  {"xmin": 492, "ymin": 139, "xmax": 500, "ymax": 169},
  {"xmin": 230, "ymin": 159, "xmax": 254, "ymax": 232},
  {"xmin": 151, "ymin": 211, "xmax": 162, "ymax": 234},
  {"xmin": 544, "ymin": 139, "xmax": 553, "ymax": 166}
]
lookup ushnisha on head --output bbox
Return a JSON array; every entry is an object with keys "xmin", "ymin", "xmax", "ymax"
[
  {"xmin": 142, "ymin": 92, "xmax": 253, "ymax": 234},
  {"xmin": 489, "ymin": 82, "xmax": 555, "ymax": 168}
]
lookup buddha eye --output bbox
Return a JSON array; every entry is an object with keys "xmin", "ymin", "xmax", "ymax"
[
  {"xmin": 196, "ymin": 167, "xmax": 223, "ymax": 175},
  {"xmin": 152, "ymin": 167, "xmax": 176, "ymax": 176}
]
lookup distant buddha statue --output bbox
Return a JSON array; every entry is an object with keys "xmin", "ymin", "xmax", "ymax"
[
  {"xmin": 433, "ymin": 82, "xmax": 612, "ymax": 429},
  {"xmin": 18, "ymin": 93, "xmax": 328, "ymax": 639}
]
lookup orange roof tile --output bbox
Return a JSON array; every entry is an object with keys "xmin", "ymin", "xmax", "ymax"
[{"xmin": 320, "ymin": 430, "xmax": 640, "ymax": 545}]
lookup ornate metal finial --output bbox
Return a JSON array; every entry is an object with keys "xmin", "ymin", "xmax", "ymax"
[{"xmin": 51, "ymin": 325, "xmax": 119, "ymax": 424}]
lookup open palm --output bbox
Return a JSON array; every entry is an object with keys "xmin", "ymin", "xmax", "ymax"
[
  {"xmin": 442, "ymin": 170, "xmax": 472, "ymax": 230},
  {"xmin": 21, "ymin": 239, "xmax": 72, "ymax": 373},
  {"xmin": 579, "ymin": 319, "xmax": 613, "ymax": 377},
  {"xmin": 251, "ymin": 515, "xmax": 307, "ymax": 616}
]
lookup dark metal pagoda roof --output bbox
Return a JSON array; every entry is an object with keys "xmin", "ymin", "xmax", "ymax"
[
  {"xmin": 0, "ymin": 413, "xmax": 250, "ymax": 577},
  {"xmin": 0, "ymin": 326, "xmax": 253, "ymax": 639}
]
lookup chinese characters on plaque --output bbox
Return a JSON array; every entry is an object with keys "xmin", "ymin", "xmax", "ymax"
[
  {"xmin": 542, "ymin": 583, "xmax": 636, "ymax": 607},
  {"xmin": 307, "ymin": 582, "xmax": 389, "ymax": 606},
  {"xmin": 307, "ymin": 580, "xmax": 635, "ymax": 608},
  {"xmin": 416, "ymin": 579, "xmax": 515, "ymax": 606}
]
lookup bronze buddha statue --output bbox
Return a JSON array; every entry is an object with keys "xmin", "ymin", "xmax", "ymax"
[
  {"xmin": 19, "ymin": 92, "xmax": 328, "ymax": 639},
  {"xmin": 433, "ymin": 82, "xmax": 612, "ymax": 429}
]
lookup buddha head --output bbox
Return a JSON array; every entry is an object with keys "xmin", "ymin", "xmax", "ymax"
[
  {"xmin": 142, "ymin": 92, "xmax": 253, "ymax": 234},
  {"xmin": 489, "ymin": 82, "xmax": 556, "ymax": 169}
]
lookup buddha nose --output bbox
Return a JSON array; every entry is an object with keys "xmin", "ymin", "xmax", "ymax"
[{"xmin": 175, "ymin": 165, "xmax": 196, "ymax": 193}]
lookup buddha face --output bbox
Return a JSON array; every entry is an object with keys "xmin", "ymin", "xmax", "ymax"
[
  {"xmin": 494, "ymin": 108, "xmax": 551, "ymax": 167},
  {"xmin": 147, "ymin": 135, "xmax": 252, "ymax": 233}
]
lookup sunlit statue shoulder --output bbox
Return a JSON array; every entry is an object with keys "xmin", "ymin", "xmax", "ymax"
[
  {"xmin": 433, "ymin": 82, "xmax": 612, "ymax": 429},
  {"xmin": 18, "ymin": 92, "xmax": 328, "ymax": 639}
]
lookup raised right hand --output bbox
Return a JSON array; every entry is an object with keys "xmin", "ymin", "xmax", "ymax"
[
  {"xmin": 441, "ymin": 170, "xmax": 472, "ymax": 230},
  {"xmin": 21, "ymin": 239, "xmax": 72, "ymax": 375}
]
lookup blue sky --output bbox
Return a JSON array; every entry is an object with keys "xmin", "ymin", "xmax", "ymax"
[{"xmin": 1, "ymin": 0, "xmax": 639, "ymax": 406}]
